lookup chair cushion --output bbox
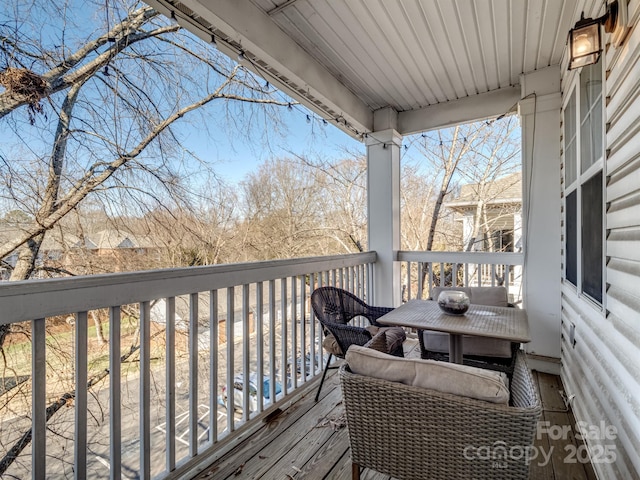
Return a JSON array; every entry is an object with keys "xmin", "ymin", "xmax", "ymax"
[
  {"xmin": 364, "ymin": 327, "xmax": 406, "ymax": 353},
  {"xmin": 431, "ymin": 286, "xmax": 509, "ymax": 307},
  {"xmin": 380, "ymin": 326, "xmax": 406, "ymax": 351},
  {"xmin": 422, "ymin": 331, "xmax": 513, "ymax": 358},
  {"xmin": 322, "ymin": 333, "xmax": 343, "ymax": 355},
  {"xmin": 365, "ymin": 330, "xmax": 388, "ymax": 352},
  {"xmin": 345, "ymin": 345, "xmax": 510, "ymax": 404}
]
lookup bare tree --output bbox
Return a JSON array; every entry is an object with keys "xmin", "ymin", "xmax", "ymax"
[
  {"xmin": 238, "ymin": 157, "xmax": 326, "ymax": 260},
  {"xmin": 0, "ymin": 0, "xmax": 292, "ymax": 473},
  {"xmin": 455, "ymin": 117, "xmax": 521, "ymax": 252},
  {"xmin": 0, "ymin": 1, "xmax": 290, "ymax": 280},
  {"xmin": 399, "ymin": 117, "xmax": 521, "ymax": 296},
  {"xmin": 297, "ymin": 153, "xmax": 368, "ymax": 253}
]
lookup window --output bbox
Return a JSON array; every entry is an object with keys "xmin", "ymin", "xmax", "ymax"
[
  {"xmin": 563, "ymin": 60, "xmax": 604, "ymax": 305},
  {"xmin": 492, "ymin": 230, "xmax": 514, "ymax": 252}
]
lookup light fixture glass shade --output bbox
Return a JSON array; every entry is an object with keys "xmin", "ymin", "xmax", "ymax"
[{"xmin": 569, "ymin": 21, "xmax": 601, "ymax": 70}]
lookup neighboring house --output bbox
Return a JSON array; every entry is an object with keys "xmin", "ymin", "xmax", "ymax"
[
  {"xmin": 0, "ymin": 225, "xmax": 81, "ymax": 279},
  {"xmin": 84, "ymin": 229, "xmax": 155, "ymax": 256},
  {"xmin": 0, "ymin": 226, "xmax": 157, "ymax": 278},
  {"xmin": 444, "ymin": 173, "xmax": 523, "ymax": 298},
  {"xmin": 68, "ymin": 229, "xmax": 158, "ymax": 272},
  {"xmin": 445, "ymin": 172, "xmax": 522, "ymax": 253}
]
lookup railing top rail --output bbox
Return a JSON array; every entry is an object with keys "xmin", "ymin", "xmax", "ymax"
[
  {"xmin": 397, "ymin": 250, "xmax": 524, "ymax": 265},
  {"xmin": 0, "ymin": 252, "xmax": 376, "ymax": 324}
]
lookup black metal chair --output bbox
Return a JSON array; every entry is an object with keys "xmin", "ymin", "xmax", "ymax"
[{"xmin": 311, "ymin": 286, "xmax": 405, "ymax": 401}]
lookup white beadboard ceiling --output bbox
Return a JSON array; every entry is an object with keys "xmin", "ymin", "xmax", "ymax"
[{"xmin": 145, "ymin": 0, "xmax": 597, "ymax": 137}]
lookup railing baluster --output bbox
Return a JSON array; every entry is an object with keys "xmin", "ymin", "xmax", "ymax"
[
  {"xmin": 350, "ymin": 266, "xmax": 355, "ymax": 292},
  {"xmin": 242, "ymin": 284, "xmax": 250, "ymax": 419},
  {"xmin": 226, "ymin": 288, "xmax": 235, "ymax": 431},
  {"xmin": 290, "ymin": 277, "xmax": 298, "ymax": 389},
  {"xmin": 268, "ymin": 280, "xmax": 277, "ymax": 403},
  {"xmin": 189, "ymin": 293, "xmax": 198, "ymax": 455},
  {"xmin": 453, "ymin": 263, "xmax": 458, "ymax": 286},
  {"xmin": 166, "ymin": 297, "xmax": 176, "ymax": 471},
  {"xmin": 309, "ymin": 272, "xmax": 317, "ymax": 377},
  {"xmin": 299, "ymin": 275, "xmax": 306, "ymax": 382},
  {"xmin": 256, "ymin": 283, "xmax": 264, "ymax": 411},
  {"xmin": 209, "ymin": 290, "xmax": 218, "ymax": 444},
  {"xmin": 368, "ymin": 263, "xmax": 374, "ymax": 304},
  {"xmin": 140, "ymin": 301, "xmax": 151, "ymax": 479},
  {"xmin": 417, "ymin": 261, "xmax": 424, "ymax": 300},
  {"xmin": 352, "ymin": 266, "xmax": 357, "ymax": 292},
  {"xmin": 280, "ymin": 278, "xmax": 288, "ymax": 396},
  {"xmin": 109, "ymin": 307, "xmax": 121, "ymax": 480},
  {"xmin": 75, "ymin": 311, "xmax": 88, "ymax": 480},
  {"xmin": 32, "ymin": 318, "xmax": 46, "ymax": 479}
]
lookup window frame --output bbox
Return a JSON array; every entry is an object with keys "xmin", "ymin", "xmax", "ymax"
[{"xmin": 562, "ymin": 59, "xmax": 606, "ymax": 310}]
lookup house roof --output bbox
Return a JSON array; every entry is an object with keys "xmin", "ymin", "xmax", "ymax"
[
  {"xmin": 445, "ymin": 172, "xmax": 522, "ymax": 211},
  {"xmin": 85, "ymin": 230, "xmax": 155, "ymax": 250},
  {"xmin": 0, "ymin": 226, "xmax": 82, "ymax": 253},
  {"xmin": 0, "ymin": 226, "xmax": 155, "ymax": 254},
  {"xmin": 145, "ymin": 0, "xmax": 595, "ymax": 138}
]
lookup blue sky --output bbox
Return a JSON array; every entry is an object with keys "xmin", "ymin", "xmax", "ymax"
[
  {"xmin": 0, "ymin": 0, "xmax": 365, "ymax": 190},
  {"xmin": 179, "ymin": 105, "xmax": 364, "ymax": 185}
]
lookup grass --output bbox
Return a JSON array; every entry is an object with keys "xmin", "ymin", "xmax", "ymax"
[{"xmin": 1, "ymin": 317, "xmax": 171, "ymax": 385}]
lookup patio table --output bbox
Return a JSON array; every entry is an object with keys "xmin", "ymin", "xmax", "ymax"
[{"xmin": 377, "ymin": 299, "xmax": 530, "ymax": 364}]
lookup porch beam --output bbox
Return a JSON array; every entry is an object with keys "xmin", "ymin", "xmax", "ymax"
[
  {"xmin": 147, "ymin": 0, "xmax": 373, "ymax": 135},
  {"xmin": 397, "ymin": 86, "xmax": 520, "ymax": 135}
]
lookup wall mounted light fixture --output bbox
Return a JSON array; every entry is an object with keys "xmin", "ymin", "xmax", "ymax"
[{"xmin": 568, "ymin": 1, "xmax": 620, "ymax": 70}]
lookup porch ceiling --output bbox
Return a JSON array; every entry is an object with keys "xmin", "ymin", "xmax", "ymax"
[{"xmin": 146, "ymin": 0, "xmax": 592, "ymax": 138}]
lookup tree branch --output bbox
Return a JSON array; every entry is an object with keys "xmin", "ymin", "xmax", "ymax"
[
  {"xmin": 0, "ymin": 7, "xmax": 179, "ymax": 118},
  {"xmin": 0, "ymin": 85, "xmax": 290, "ymax": 259}
]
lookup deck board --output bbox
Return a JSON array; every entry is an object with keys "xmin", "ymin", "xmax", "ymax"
[{"xmin": 196, "ymin": 339, "xmax": 596, "ymax": 480}]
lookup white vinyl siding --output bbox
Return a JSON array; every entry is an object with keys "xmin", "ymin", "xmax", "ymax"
[{"xmin": 560, "ymin": 4, "xmax": 640, "ymax": 478}]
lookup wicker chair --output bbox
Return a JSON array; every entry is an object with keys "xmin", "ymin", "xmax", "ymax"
[
  {"xmin": 310, "ymin": 287, "xmax": 405, "ymax": 401},
  {"xmin": 340, "ymin": 350, "xmax": 542, "ymax": 480}
]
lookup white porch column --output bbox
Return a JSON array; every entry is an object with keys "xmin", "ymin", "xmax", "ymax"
[
  {"xmin": 519, "ymin": 67, "xmax": 562, "ymax": 370},
  {"xmin": 367, "ymin": 108, "xmax": 402, "ymax": 307}
]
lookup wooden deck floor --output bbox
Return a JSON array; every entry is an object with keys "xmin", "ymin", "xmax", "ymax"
[{"xmin": 196, "ymin": 340, "xmax": 597, "ymax": 480}]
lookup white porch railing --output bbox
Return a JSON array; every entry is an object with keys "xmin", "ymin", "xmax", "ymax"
[
  {"xmin": 397, "ymin": 251, "xmax": 525, "ymax": 305},
  {"xmin": 0, "ymin": 252, "xmax": 376, "ymax": 479}
]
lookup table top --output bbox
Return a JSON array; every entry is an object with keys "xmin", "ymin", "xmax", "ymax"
[{"xmin": 377, "ymin": 299, "xmax": 531, "ymax": 343}]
